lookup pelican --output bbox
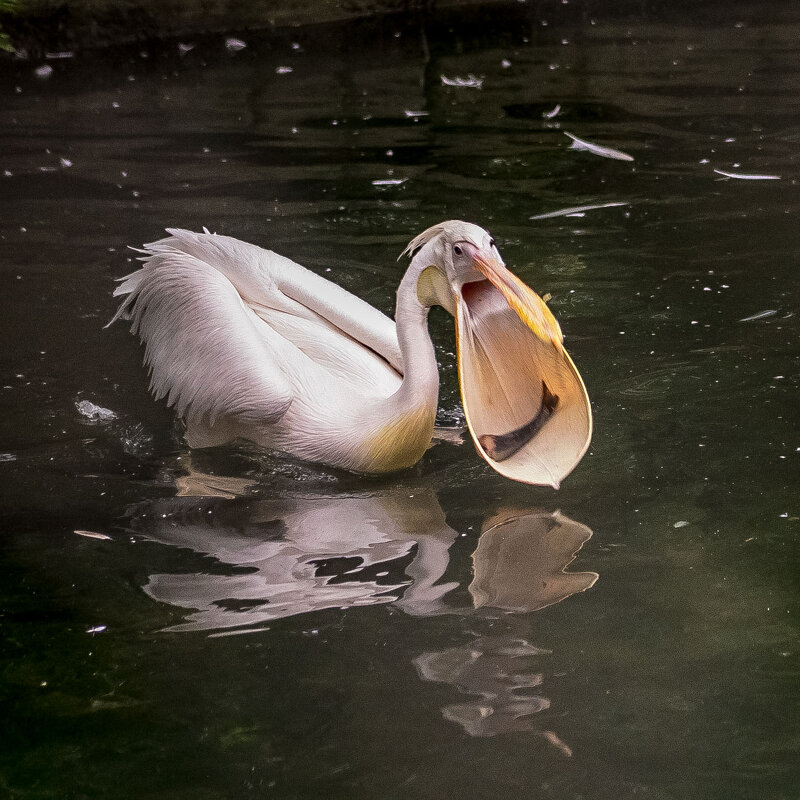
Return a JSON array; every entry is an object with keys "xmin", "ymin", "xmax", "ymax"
[{"xmin": 111, "ymin": 221, "xmax": 591, "ymax": 486}]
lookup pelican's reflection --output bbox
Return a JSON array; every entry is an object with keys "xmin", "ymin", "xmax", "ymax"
[
  {"xmin": 469, "ymin": 508, "xmax": 598, "ymax": 613},
  {"xmin": 136, "ymin": 485, "xmax": 459, "ymax": 632},
  {"xmin": 412, "ymin": 508, "xmax": 597, "ymax": 741},
  {"xmin": 128, "ymin": 469, "xmax": 597, "ymax": 743},
  {"xmin": 415, "ymin": 636, "xmax": 560, "ymax": 741}
]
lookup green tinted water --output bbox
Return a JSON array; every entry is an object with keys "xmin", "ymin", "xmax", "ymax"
[{"xmin": 1, "ymin": 3, "xmax": 798, "ymax": 798}]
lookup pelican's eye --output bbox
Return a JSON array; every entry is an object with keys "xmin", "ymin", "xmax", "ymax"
[
  {"xmin": 453, "ymin": 245, "xmax": 463, "ymax": 256},
  {"xmin": 489, "ymin": 238, "xmax": 496, "ymax": 248}
]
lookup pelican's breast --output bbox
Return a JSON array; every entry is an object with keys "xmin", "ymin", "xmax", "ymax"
[{"xmin": 361, "ymin": 402, "xmax": 437, "ymax": 473}]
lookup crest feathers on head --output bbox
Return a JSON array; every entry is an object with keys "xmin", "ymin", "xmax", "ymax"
[{"xmin": 399, "ymin": 220, "xmax": 461, "ymax": 260}]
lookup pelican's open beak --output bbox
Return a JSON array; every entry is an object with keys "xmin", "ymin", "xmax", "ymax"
[{"xmin": 454, "ymin": 247, "xmax": 592, "ymax": 488}]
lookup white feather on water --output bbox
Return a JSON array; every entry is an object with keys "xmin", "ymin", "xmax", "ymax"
[
  {"xmin": 713, "ymin": 169, "xmax": 781, "ymax": 180},
  {"xmin": 74, "ymin": 530, "xmax": 113, "ymax": 540},
  {"xmin": 530, "ymin": 202, "xmax": 629, "ymax": 221},
  {"xmin": 739, "ymin": 309, "xmax": 777, "ymax": 322},
  {"xmin": 543, "ymin": 104, "xmax": 561, "ymax": 119},
  {"xmin": 441, "ymin": 74, "xmax": 483, "ymax": 89},
  {"xmin": 564, "ymin": 132, "xmax": 634, "ymax": 162}
]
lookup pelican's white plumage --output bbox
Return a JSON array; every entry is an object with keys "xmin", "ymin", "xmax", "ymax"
[{"xmin": 112, "ymin": 222, "xmax": 592, "ymax": 485}]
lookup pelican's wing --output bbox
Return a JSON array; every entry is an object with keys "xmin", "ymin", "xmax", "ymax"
[
  {"xmin": 156, "ymin": 230, "xmax": 403, "ymax": 372},
  {"xmin": 111, "ymin": 229, "xmax": 408, "ymax": 426},
  {"xmin": 111, "ymin": 246, "xmax": 294, "ymax": 428}
]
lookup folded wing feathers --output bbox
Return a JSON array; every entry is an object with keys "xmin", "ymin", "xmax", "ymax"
[
  {"xmin": 162, "ymin": 229, "xmax": 402, "ymax": 371},
  {"xmin": 112, "ymin": 228, "xmax": 409, "ymax": 431},
  {"xmin": 112, "ymin": 232, "xmax": 294, "ymax": 427}
]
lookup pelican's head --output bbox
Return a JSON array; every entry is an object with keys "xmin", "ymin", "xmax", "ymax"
[
  {"xmin": 402, "ymin": 220, "xmax": 499, "ymax": 296},
  {"xmin": 403, "ymin": 220, "xmax": 592, "ymax": 488}
]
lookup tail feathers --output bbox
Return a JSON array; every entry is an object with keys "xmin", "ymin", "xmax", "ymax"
[
  {"xmin": 107, "ymin": 228, "xmax": 257, "ymax": 328},
  {"xmin": 106, "ymin": 269, "xmax": 146, "ymax": 328},
  {"xmin": 110, "ymin": 242, "xmax": 294, "ymax": 427}
]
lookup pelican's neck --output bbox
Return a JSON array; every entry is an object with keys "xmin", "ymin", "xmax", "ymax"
[{"xmin": 393, "ymin": 260, "xmax": 440, "ymax": 409}]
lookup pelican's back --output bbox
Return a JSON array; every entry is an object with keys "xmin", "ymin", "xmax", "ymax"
[{"xmin": 111, "ymin": 230, "xmax": 403, "ymax": 437}]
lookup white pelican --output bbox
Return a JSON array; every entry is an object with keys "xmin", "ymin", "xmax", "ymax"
[{"xmin": 111, "ymin": 221, "xmax": 591, "ymax": 486}]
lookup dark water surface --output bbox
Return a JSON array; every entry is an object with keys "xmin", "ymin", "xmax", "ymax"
[{"xmin": 1, "ymin": 2, "xmax": 799, "ymax": 798}]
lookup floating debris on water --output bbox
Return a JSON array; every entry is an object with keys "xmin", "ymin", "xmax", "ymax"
[
  {"xmin": 543, "ymin": 103, "xmax": 561, "ymax": 119},
  {"xmin": 276, "ymin": 66, "xmax": 293, "ymax": 74},
  {"xmin": 404, "ymin": 109, "xmax": 429, "ymax": 117},
  {"xmin": 739, "ymin": 309, "xmax": 777, "ymax": 322},
  {"xmin": 564, "ymin": 131, "xmax": 634, "ymax": 161},
  {"xmin": 713, "ymin": 168, "xmax": 780, "ymax": 180},
  {"xmin": 60, "ymin": 157, "xmax": 72, "ymax": 168},
  {"xmin": 441, "ymin": 74, "xmax": 483, "ymax": 89},
  {"xmin": 0, "ymin": 453, "xmax": 17, "ymax": 462},
  {"xmin": 372, "ymin": 178, "xmax": 407, "ymax": 186},
  {"xmin": 673, "ymin": 520, "xmax": 690, "ymax": 528},
  {"xmin": 34, "ymin": 64, "xmax": 53, "ymax": 79},
  {"xmin": 76, "ymin": 399, "xmax": 117, "ymax": 422},
  {"xmin": 530, "ymin": 201, "xmax": 629, "ymax": 220},
  {"xmin": 74, "ymin": 530, "xmax": 113, "ymax": 540},
  {"xmin": 178, "ymin": 43, "xmax": 195, "ymax": 55},
  {"xmin": 225, "ymin": 37, "xmax": 247, "ymax": 52},
  {"xmin": 86, "ymin": 625, "xmax": 107, "ymax": 634},
  {"xmin": 45, "ymin": 51, "xmax": 74, "ymax": 60}
]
